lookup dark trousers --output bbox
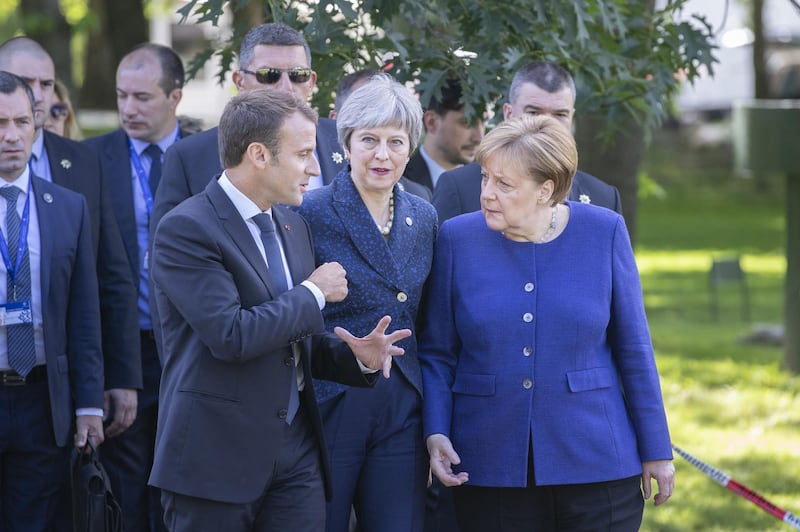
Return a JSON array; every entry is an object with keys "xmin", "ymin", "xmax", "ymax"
[
  {"xmin": 160, "ymin": 403, "xmax": 325, "ymax": 532},
  {"xmin": 452, "ymin": 474, "xmax": 644, "ymax": 532},
  {"xmin": 320, "ymin": 374, "xmax": 427, "ymax": 532},
  {"xmin": 0, "ymin": 378, "xmax": 70, "ymax": 532},
  {"xmin": 102, "ymin": 332, "xmax": 165, "ymax": 532},
  {"xmin": 424, "ymin": 477, "xmax": 460, "ymax": 532}
]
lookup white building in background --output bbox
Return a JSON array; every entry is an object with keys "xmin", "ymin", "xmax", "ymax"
[
  {"xmin": 666, "ymin": 0, "xmax": 800, "ymax": 116},
  {"xmin": 150, "ymin": 2, "xmax": 235, "ymax": 127}
]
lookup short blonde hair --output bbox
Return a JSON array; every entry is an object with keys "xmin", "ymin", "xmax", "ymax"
[
  {"xmin": 53, "ymin": 79, "xmax": 82, "ymax": 140},
  {"xmin": 476, "ymin": 115, "xmax": 577, "ymax": 205}
]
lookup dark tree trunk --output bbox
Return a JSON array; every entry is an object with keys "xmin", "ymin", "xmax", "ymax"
[
  {"xmin": 18, "ymin": 0, "xmax": 73, "ymax": 91},
  {"xmin": 79, "ymin": 0, "xmax": 147, "ymax": 110},
  {"xmin": 574, "ymin": 113, "xmax": 646, "ymax": 246},
  {"xmin": 752, "ymin": 0, "xmax": 768, "ymax": 99},
  {"xmin": 785, "ymin": 172, "xmax": 800, "ymax": 372}
]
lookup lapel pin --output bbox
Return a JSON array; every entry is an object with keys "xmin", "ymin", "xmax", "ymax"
[
  {"xmin": 405, "ymin": 217, "xmax": 413, "ymax": 226},
  {"xmin": 43, "ymin": 192, "xmax": 53, "ymax": 204},
  {"xmin": 284, "ymin": 224, "xmax": 291, "ymax": 231},
  {"xmin": 579, "ymin": 194, "xmax": 591, "ymax": 204},
  {"xmin": 60, "ymin": 159, "xmax": 71, "ymax": 169},
  {"xmin": 331, "ymin": 152, "xmax": 343, "ymax": 165}
]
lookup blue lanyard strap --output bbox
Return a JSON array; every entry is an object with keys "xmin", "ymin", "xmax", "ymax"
[
  {"xmin": 0, "ymin": 180, "xmax": 32, "ymax": 294},
  {"xmin": 128, "ymin": 130, "xmax": 180, "ymax": 219}
]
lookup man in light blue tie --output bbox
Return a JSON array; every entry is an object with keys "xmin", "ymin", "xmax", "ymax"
[
  {"xmin": 149, "ymin": 89, "xmax": 411, "ymax": 531},
  {"xmin": 0, "ymin": 71, "xmax": 104, "ymax": 531}
]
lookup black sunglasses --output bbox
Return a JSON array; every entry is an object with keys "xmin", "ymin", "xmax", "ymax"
[
  {"xmin": 240, "ymin": 67, "xmax": 313, "ymax": 85},
  {"xmin": 50, "ymin": 102, "xmax": 69, "ymax": 119}
]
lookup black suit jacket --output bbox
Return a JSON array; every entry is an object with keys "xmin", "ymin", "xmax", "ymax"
[
  {"xmin": 149, "ymin": 179, "xmax": 374, "ymax": 503},
  {"xmin": 31, "ymin": 176, "xmax": 104, "ymax": 447},
  {"xmin": 432, "ymin": 162, "xmax": 623, "ymax": 223},
  {"xmin": 43, "ymin": 131, "xmax": 141, "ymax": 390},
  {"xmin": 83, "ymin": 128, "xmax": 190, "ymax": 407},
  {"xmin": 403, "ymin": 151, "xmax": 434, "ymax": 192}
]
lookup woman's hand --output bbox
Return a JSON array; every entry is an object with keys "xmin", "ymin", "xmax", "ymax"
[
  {"xmin": 427, "ymin": 433, "xmax": 469, "ymax": 487},
  {"xmin": 642, "ymin": 459, "xmax": 675, "ymax": 506}
]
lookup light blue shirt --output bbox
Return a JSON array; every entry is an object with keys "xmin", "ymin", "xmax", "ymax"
[
  {"xmin": 130, "ymin": 125, "xmax": 180, "ymax": 330},
  {"xmin": 28, "ymin": 131, "xmax": 53, "ymax": 182},
  {"xmin": 419, "ymin": 146, "xmax": 448, "ymax": 188}
]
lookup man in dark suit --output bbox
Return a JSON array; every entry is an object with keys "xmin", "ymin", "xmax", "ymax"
[
  {"xmin": 150, "ymin": 89, "xmax": 410, "ymax": 531},
  {"xmin": 151, "ymin": 22, "xmax": 347, "ymax": 234},
  {"xmin": 0, "ymin": 37, "xmax": 141, "ymax": 434},
  {"xmin": 433, "ymin": 61, "xmax": 622, "ymax": 226},
  {"xmin": 84, "ymin": 42, "xmax": 186, "ymax": 532},
  {"xmin": 330, "ymin": 68, "xmax": 432, "ymax": 202},
  {"xmin": 0, "ymin": 71, "xmax": 104, "ymax": 531},
  {"xmin": 404, "ymin": 77, "xmax": 484, "ymax": 196}
]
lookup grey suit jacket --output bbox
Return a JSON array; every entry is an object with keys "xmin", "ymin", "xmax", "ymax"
[{"xmin": 149, "ymin": 179, "xmax": 374, "ymax": 503}]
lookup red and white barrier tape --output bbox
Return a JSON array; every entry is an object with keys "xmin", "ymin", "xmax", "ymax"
[{"xmin": 673, "ymin": 445, "xmax": 800, "ymax": 530}]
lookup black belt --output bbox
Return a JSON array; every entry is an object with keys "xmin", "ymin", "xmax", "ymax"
[{"xmin": 0, "ymin": 365, "xmax": 47, "ymax": 386}]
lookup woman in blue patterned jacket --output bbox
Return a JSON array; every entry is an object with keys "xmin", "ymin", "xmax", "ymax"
[
  {"xmin": 420, "ymin": 115, "xmax": 674, "ymax": 532},
  {"xmin": 297, "ymin": 73, "xmax": 436, "ymax": 532}
]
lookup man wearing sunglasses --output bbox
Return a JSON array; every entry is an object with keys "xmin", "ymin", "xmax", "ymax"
[
  {"xmin": 151, "ymin": 22, "xmax": 346, "ymax": 238},
  {"xmin": 83, "ymin": 42, "xmax": 190, "ymax": 532}
]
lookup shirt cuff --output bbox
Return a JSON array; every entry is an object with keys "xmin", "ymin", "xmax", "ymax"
[
  {"xmin": 356, "ymin": 358, "xmax": 382, "ymax": 374},
  {"xmin": 76, "ymin": 408, "xmax": 104, "ymax": 417},
  {"xmin": 300, "ymin": 280, "xmax": 325, "ymax": 310}
]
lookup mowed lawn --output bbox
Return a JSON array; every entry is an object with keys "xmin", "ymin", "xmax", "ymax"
[{"xmin": 635, "ymin": 126, "xmax": 799, "ymax": 531}]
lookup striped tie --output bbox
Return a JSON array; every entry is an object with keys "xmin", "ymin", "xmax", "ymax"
[{"xmin": 1, "ymin": 187, "xmax": 36, "ymax": 377}]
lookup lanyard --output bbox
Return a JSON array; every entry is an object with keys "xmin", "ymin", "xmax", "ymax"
[
  {"xmin": 128, "ymin": 130, "xmax": 180, "ymax": 219},
  {"xmin": 0, "ymin": 180, "xmax": 32, "ymax": 298}
]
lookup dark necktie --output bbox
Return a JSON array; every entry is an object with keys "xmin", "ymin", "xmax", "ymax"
[
  {"xmin": 144, "ymin": 144, "xmax": 163, "ymax": 194},
  {"xmin": 252, "ymin": 213, "xmax": 298, "ymax": 423},
  {"xmin": 1, "ymin": 187, "xmax": 35, "ymax": 377}
]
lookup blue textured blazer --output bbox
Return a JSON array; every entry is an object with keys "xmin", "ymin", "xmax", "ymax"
[
  {"xmin": 419, "ymin": 203, "xmax": 672, "ymax": 488},
  {"xmin": 297, "ymin": 170, "xmax": 438, "ymax": 402}
]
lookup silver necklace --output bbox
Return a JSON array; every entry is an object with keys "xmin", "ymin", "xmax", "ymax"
[{"xmin": 539, "ymin": 205, "xmax": 557, "ymax": 243}]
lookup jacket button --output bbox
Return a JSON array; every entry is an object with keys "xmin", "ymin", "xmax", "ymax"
[
  {"xmin": 284, "ymin": 356, "xmax": 294, "ymax": 367},
  {"xmin": 523, "ymin": 312, "xmax": 533, "ymax": 322},
  {"xmin": 278, "ymin": 408, "xmax": 288, "ymax": 419},
  {"xmin": 524, "ymin": 282, "xmax": 534, "ymax": 292},
  {"xmin": 522, "ymin": 378, "xmax": 533, "ymax": 389},
  {"xmin": 523, "ymin": 346, "xmax": 532, "ymax": 357},
  {"xmin": 397, "ymin": 291, "xmax": 408, "ymax": 303}
]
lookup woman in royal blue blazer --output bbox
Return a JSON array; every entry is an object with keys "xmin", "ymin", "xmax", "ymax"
[
  {"xmin": 297, "ymin": 74, "xmax": 437, "ymax": 532},
  {"xmin": 420, "ymin": 115, "xmax": 674, "ymax": 532}
]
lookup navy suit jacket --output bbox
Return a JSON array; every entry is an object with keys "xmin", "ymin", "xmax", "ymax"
[
  {"xmin": 83, "ymin": 128, "xmax": 190, "ymax": 407},
  {"xmin": 296, "ymin": 171, "xmax": 438, "ymax": 402},
  {"xmin": 149, "ymin": 179, "xmax": 375, "ymax": 503},
  {"xmin": 403, "ymin": 151, "xmax": 434, "ymax": 192},
  {"xmin": 43, "ymin": 131, "xmax": 141, "ymax": 390},
  {"xmin": 419, "ymin": 205, "xmax": 672, "ymax": 488},
  {"xmin": 151, "ymin": 118, "xmax": 345, "ymax": 235},
  {"xmin": 29, "ymin": 176, "xmax": 104, "ymax": 447},
  {"xmin": 432, "ymin": 161, "xmax": 623, "ymax": 223}
]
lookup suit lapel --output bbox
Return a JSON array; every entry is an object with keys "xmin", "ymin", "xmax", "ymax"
[
  {"xmin": 42, "ymin": 131, "xmax": 72, "ymax": 186},
  {"xmin": 331, "ymin": 175, "xmax": 396, "ymax": 284},
  {"xmin": 205, "ymin": 180, "xmax": 276, "ymax": 294},
  {"xmin": 271, "ymin": 207, "xmax": 307, "ymax": 288},
  {"xmin": 386, "ymin": 191, "xmax": 418, "ymax": 277},
  {"xmin": 31, "ymin": 179, "xmax": 54, "ymax": 304},
  {"xmin": 105, "ymin": 130, "xmax": 138, "ymax": 274}
]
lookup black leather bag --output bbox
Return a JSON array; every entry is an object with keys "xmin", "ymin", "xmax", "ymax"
[{"xmin": 71, "ymin": 441, "xmax": 124, "ymax": 532}]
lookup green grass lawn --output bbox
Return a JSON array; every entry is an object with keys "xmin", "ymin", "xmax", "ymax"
[{"xmin": 636, "ymin": 126, "xmax": 799, "ymax": 531}]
